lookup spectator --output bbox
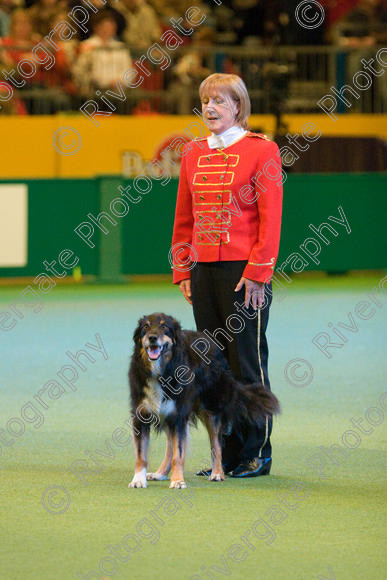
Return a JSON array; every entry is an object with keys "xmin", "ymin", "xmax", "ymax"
[
  {"xmin": 330, "ymin": 0, "xmax": 385, "ymax": 46},
  {"xmin": 0, "ymin": 9, "xmax": 39, "ymax": 63},
  {"xmin": 69, "ymin": 0, "xmax": 127, "ymax": 41},
  {"xmin": 208, "ymin": 3, "xmax": 238, "ymax": 46},
  {"xmin": 50, "ymin": 10, "xmax": 79, "ymax": 64},
  {"xmin": 116, "ymin": 0, "xmax": 161, "ymax": 50},
  {"xmin": 0, "ymin": 34, "xmax": 26, "ymax": 113},
  {"xmin": 0, "ymin": 1, "xmax": 14, "ymax": 38},
  {"xmin": 149, "ymin": 0, "xmax": 193, "ymax": 23},
  {"xmin": 42, "ymin": 11, "xmax": 77, "ymax": 98},
  {"xmin": 170, "ymin": 26, "xmax": 214, "ymax": 113},
  {"xmin": 1, "ymin": 7, "xmax": 77, "ymax": 113},
  {"xmin": 0, "ymin": 10, "xmax": 45, "ymax": 113},
  {"xmin": 263, "ymin": 0, "xmax": 325, "ymax": 46},
  {"xmin": 73, "ymin": 11, "xmax": 132, "ymax": 95},
  {"xmin": 27, "ymin": 0, "xmax": 66, "ymax": 38},
  {"xmin": 172, "ymin": 26, "xmax": 213, "ymax": 85},
  {"xmin": 329, "ymin": 0, "xmax": 386, "ymax": 114}
]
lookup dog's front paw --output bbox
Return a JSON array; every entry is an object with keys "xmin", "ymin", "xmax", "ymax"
[
  {"xmin": 209, "ymin": 472, "xmax": 225, "ymax": 482},
  {"xmin": 129, "ymin": 470, "xmax": 147, "ymax": 488},
  {"xmin": 147, "ymin": 472, "xmax": 168, "ymax": 481},
  {"xmin": 129, "ymin": 480, "xmax": 147, "ymax": 488},
  {"xmin": 169, "ymin": 480, "xmax": 187, "ymax": 489}
]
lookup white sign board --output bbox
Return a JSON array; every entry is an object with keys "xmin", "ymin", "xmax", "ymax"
[{"xmin": 0, "ymin": 184, "xmax": 28, "ymax": 267}]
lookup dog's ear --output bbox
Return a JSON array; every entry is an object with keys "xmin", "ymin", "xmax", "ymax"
[
  {"xmin": 172, "ymin": 318, "xmax": 183, "ymax": 346},
  {"xmin": 133, "ymin": 316, "xmax": 146, "ymax": 345}
]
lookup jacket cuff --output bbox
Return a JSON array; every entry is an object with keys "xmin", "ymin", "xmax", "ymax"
[
  {"xmin": 172, "ymin": 268, "xmax": 192, "ymax": 284},
  {"xmin": 243, "ymin": 258, "xmax": 275, "ymax": 284}
]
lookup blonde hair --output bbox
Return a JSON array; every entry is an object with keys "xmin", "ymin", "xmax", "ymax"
[
  {"xmin": 199, "ymin": 73, "xmax": 251, "ymax": 130},
  {"xmin": 10, "ymin": 9, "xmax": 32, "ymax": 34}
]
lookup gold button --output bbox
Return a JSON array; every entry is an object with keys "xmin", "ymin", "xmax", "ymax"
[
  {"xmin": 199, "ymin": 214, "xmax": 203, "ymax": 219},
  {"xmin": 220, "ymin": 175, "xmax": 224, "ymax": 180},
  {"xmin": 223, "ymin": 155, "xmax": 227, "ymax": 161},
  {"xmin": 215, "ymin": 234, "xmax": 220, "ymax": 239},
  {"xmin": 216, "ymin": 194, "xmax": 221, "ymax": 200},
  {"xmin": 199, "ymin": 195, "xmax": 204, "ymax": 200},
  {"xmin": 203, "ymin": 176, "xmax": 207, "ymax": 181},
  {"xmin": 206, "ymin": 157, "xmax": 210, "ymax": 161},
  {"xmin": 216, "ymin": 213, "xmax": 220, "ymax": 219},
  {"xmin": 199, "ymin": 235, "xmax": 203, "ymax": 240}
]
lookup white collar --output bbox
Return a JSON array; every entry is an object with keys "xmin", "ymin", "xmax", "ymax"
[{"xmin": 207, "ymin": 125, "xmax": 247, "ymax": 150}]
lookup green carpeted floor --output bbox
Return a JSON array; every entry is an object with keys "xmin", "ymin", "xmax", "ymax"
[{"xmin": 0, "ymin": 275, "xmax": 386, "ymax": 579}]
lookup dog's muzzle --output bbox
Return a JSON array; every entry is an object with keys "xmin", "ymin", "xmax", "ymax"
[{"xmin": 146, "ymin": 343, "xmax": 168, "ymax": 361}]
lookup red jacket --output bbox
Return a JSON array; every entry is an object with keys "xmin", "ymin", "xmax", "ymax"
[{"xmin": 171, "ymin": 132, "xmax": 283, "ymax": 284}]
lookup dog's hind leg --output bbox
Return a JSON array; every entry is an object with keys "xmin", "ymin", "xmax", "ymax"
[
  {"xmin": 129, "ymin": 421, "xmax": 150, "ymax": 488},
  {"xmin": 147, "ymin": 427, "xmax": 172, "ymax": 481},
  {"xmin": 202, "ymin": 412, "xmax": 225, "ymax": 481},
  {"xmin": 169, "ymin": 424, "xmax": 188, "ymax": 489}
]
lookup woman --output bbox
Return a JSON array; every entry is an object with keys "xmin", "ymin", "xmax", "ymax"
[
  {"xmin": 27, "ymin": 0, "xmax": 66, "ymax": 38},
  {"xmin": 171, "ymin": 73, "xmax": 283, "ymax": 478},
  {"xmin": 0, "ymin": 9, "xmax": 39, "ymax": 115},
  {"xmin": 0, "ymin": 9, "xmax": 38, "ymax": 65},
  {"xmin": 73, "ymin": 11, "xmax": 132, "ymax": 96}
]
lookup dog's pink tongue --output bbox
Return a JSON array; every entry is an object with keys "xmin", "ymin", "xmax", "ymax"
[{"xmin": 148, "ymin": 347, "xmax": 161, "ymax": 360}]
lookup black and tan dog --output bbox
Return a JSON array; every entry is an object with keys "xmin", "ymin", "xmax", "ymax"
[{"xmin": 128, "ymin": 313, "xmax": 279, "ymax": 489}]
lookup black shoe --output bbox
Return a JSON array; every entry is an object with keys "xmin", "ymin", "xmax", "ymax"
[
  {"xmin": 196, "ymin": 465, "xmax": 231, "ymax": 476},
  {"xmin": 230, "ymin": 458, "xmax": 272, "ymax": 478}
]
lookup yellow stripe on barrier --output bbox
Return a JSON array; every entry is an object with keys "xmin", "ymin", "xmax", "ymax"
[{"xmin": 0, "ymin": 114, "xmax": 384, "ymax": 179}]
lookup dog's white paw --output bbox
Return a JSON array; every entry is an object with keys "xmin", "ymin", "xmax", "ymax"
[
  {"xmin": 169, "ymin": 480, "xmax": 187, "ymax": 489},
  {"xmin": 129, "ymin": 470, "xmax": 147, "ymax": 488},
  {"xmin": 146, "ymin": 472, "xmax": 168, "ymax": 481},
  {"xmin": 129, "ymin": 480, "xmax": 147, "ymax": 488},
  {"xmin": 209, "ymin": 472, "xmax": 225, "ymax": 482}
]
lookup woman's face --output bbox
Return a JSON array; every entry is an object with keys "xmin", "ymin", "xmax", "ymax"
[
  {"xmin": 95, "ymin": 19, "xmax": 117, "ymax": 41},
  {"xmin": 12, "ymin": 16, "xmax": 32, "ymax": 40},
  {"xmin": 201, "ymin": 89, "xmax": 239, "ymax": 134}
]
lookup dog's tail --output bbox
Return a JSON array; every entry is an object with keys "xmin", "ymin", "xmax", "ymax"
[{"xmin": 221, "ymin": 374, "xmax": 280, "ymax": 427}]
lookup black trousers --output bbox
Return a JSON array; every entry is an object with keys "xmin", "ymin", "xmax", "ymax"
[{"xmin": 190, "ymin": 261, "xmax": 273, "ymax": 469}]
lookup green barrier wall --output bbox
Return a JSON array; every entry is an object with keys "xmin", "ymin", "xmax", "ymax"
[
  {"xmin": 0, "ymin": 173, "xmax": 385, "ymax": 279},
  {"xmin": 0, "ymin": 179, "xmax": 99, "ymax": 278}
]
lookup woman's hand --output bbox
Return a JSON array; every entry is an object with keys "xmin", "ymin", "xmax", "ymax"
[
  {"xmin": 179, "ymin": 279, "xmax": 192, "ymax": 305},
  {"xmin": 234, "ymin": 277, "xmax": 265, "ymax": 310}
]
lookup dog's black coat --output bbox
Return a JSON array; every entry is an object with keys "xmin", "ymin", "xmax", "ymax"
[{"xmin": 129, "ymin": 313, "xmax": 279, "ymax": 439}]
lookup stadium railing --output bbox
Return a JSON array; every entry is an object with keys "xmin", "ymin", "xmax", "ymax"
[{"xmin": 0, "ymin": 44, "xmax": 385, "ymax": 115}]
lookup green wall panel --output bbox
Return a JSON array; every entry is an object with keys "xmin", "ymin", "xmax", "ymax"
[
  {"xmin": 0, "ymin": 179, "xmax": 99, "ymax": 277},
  {"xmin": 121, "ymin": 173, "xmax": 387, "ymax": 275},
  {"xmin": 121, "ymin": 178, "xmax": 177, "ymax": 276},
  {"xmin": 0, "ymin": 173, "xmax": 385, "ymax": 278},
  {"xmin": 277, "ymin": 173, "xmax": 386, "ymax": 271}
]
